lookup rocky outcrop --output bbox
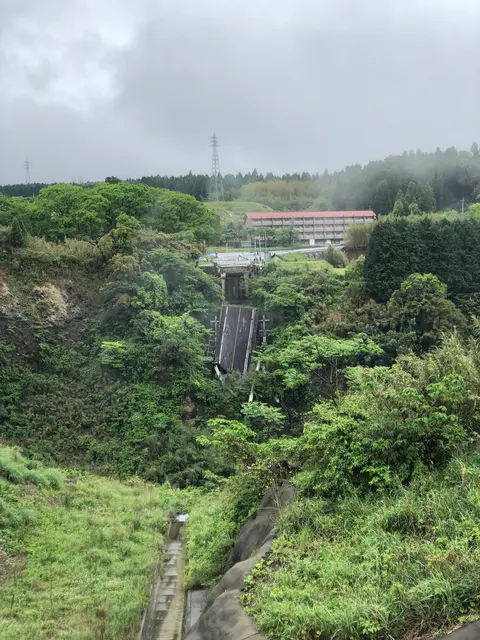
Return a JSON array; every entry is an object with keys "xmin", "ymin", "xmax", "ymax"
[{"xmin": 184, "ymin": 483, "xmax": 295, "ymax": 640}]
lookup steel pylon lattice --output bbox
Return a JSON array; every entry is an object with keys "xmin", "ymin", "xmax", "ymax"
[
  {"xmin": 209, "ymin": 133, "xmax": 223, "ymax": 201},
  {"xmin": 24, "ymin": 159, "xmax": 31, "ymax": 185}
]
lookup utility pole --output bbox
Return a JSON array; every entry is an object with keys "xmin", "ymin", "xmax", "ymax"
[
  {"xmin": 461, "ymin": 197, "xmax": 465, "ymax": 213},
  {"xmin": 24, "ymin": 159, "xmax": 31, "ymax": 185},
  {"xmin": 209, "ymin": 133, "xmax": 223, "ymax": 201}
]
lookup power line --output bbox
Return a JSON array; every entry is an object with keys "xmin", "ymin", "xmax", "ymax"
[
  {"xmin": 24, "ymin": 159, "xmax": 31, "ymax": 185},
  {"xmin": 209, "ymin": 133, "xmax": 223, "ymax": 201}
]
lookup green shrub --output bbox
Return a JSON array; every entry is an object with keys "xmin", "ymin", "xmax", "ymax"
[
  {"xmin": 7, "ymin": 217, "xmax": 27, "ymax": 248},
  {"xmin": 324, "ymin": 244, "xmax": 348, "ymax": 268}
]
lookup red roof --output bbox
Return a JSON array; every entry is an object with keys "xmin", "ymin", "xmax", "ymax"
[{"xmin": 245, "ymin": 210, "xmax": 375, "ymax": 220}]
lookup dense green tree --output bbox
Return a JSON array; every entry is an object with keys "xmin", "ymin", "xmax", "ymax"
[
  {"xmin": 254, "ymin": 333, "xmax": 383, "ymax": 422},
  {"xmin": 405, "ymin": 181, "xmax": 418, "ymax": 206},
  {"xmin": 276, "ymin": 227, "xmax": 300, "ymax": 246},
  {"xmin": 408, "ymin": 202, "xmax": 421, "ymax": 216},
  {"xmin": 251, "ymin": 261, "xmax": 343, "ymax": 324},
  {"xmin": 0, "ymin": 183, "xmax": 48, "ymax": 198},
  {"xmin": 392, "ymin": 198, "xmax": 406, "ymax": 217},
  {"xmin": 417, "ymin": 182, "xmax": 435, "ymax": 212},
  {"xmin": 101, "ymin": 254, "xmax": 143, "ymax": 327},
  {"xmin": 342, "ymin": 257, "xmax": 368, "ymax": 308},
  {"xmin": 109, "ymin": 214, "xmax": 141, "ymax": 255},
  {"xmin": 240, "ymin": 402, "xmax": 285, "ymax": 439},
  {"xmin": 132, "ymin": 310, "xmax": 207, "ymax": 393},
  {"xmin": 324, "ymin": 245, "xmax": 348, "ymax": 268},
  {"xmin": 343, "ymin": 222, "xmax": 375, "ymax": 249},
  {"xmin": 294, "ymin": 368, "xmax": 469, "ymax": 495},
  {"xmin": 30, "ymin": 184, "xmax": 103, "ymax": 239},
  {"xmin": 148, "ymin": 190, "xmax": 220, "ymax": 243},
  {"xmin": 387, "ymin": 273, "xmax": 464, "ymax": 352},
  {"xmin": 7, "ymin": 217, "xmax": 27, "ymax": 247},
  {"xmin": 0, "ymin": 195, "xmax": 31, "ymax": 227},
  {"xmin": 372, "ymin": 179, "xmax": 394, "ymax": 215},
  {"xmin": 139, "ymin": 173, "xmax": 209, "ymax": 200},
  {"xmin": 92, "ymin": 182, "xmax": 157, "ymax": 227},
  {"xmin": 365, "ymin": 217, "xmax": 480, "ymax": 302},
  {"xmin": 144, "ymin": 249, "xmax": 222, "ymax": 314}
]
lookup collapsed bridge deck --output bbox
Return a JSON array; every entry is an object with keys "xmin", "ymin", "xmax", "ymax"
[{"xmin": 213, "ymin": 306, "xmax": 259, "ymax": 375}]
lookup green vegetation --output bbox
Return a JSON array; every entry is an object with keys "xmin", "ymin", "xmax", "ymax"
[
  {"xmin": 0, "ymin": 183, "xmax": 226, "ymax": 484},
  {"xmin": 185, "ymin": 489, "xmax": 240, "ymax": 589},
  {"xmin": 185, "ymin": 212, "xmax": 480, "ymax": 638},
  {"xmin": 269, "ymin": 255, "xmax": 345, "ymax": 277},
  {"xmin": 196, "ymin": 331, "xmax": 480, "ymax": 639},
  {"xmin": 0, "ymin": 182, "xmax": 221, "ymax": 244},
  {"xmin": 365, "ymin": 216, "xmax": 480, "ymax": 302},
  {"xmin": 5, "ymin": 143, "xmax": 480, "ymax": 215},
  {"xmin": 205, "ymin": 200, "xmax": 273, "ymax": 221},
  {"xmin": 245, "ymin": 452, "xmax": 480, "ymax": 639},
  {"xmin": 0, "ymin": 445, "xmax": 180, "ymax": 640},
  {"xmin": 5, "ymin": 153, "xmax": 480, "ymax": 639}
]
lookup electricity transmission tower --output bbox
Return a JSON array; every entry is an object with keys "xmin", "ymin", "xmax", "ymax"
[
  {"xmin": 209, "ymin": 134, "xmax": 223, "ymax": 201},
  {"xmin": 24, "ymin": 159, "xmax": 31, "ymax": 185}
]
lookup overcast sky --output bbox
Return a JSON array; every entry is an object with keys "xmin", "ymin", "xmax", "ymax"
[{"xmin": 1, "ymin": 0, "xmax": 479, "ymax": 184}]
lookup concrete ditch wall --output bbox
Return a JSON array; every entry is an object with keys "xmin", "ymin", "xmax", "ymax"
[{"xmin": 139, "ymin": 516, "xmax": 186, "ymax": 640}]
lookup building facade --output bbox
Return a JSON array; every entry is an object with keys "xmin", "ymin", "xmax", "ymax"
[{"xmin": 244, "ymin": 210, "xmax": 375, "ymax": 244}]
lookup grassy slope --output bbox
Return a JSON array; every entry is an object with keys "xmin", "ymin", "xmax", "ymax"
[
  {"xmin": 205, "ymin": 201, "xmax": 274, "ymax": 222},
  {"xmin": 275, "ymin": 255, "xmax": 346, "ymax": 275},
  {"xmin": 0, "ymin": 446, "xmax": 181, "ymax": 640},
  {"xmin": 244, "ymin": 448, "xmax": 480, "ymax": 640}
]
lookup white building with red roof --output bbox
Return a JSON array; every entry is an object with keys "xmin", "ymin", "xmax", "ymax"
[{"xmin": 244, "ymin": 210, "xmax": 375, "ymax": 244}]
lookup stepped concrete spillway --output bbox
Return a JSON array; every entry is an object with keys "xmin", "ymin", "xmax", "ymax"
[{"xmin": 139, "ymin": 515, "xmax": 187, "ymax": 640}]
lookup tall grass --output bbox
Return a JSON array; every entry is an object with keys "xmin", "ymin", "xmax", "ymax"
[
  {"xmin": 245, "ymin": 449, "xmax": 480, "ymax": 639},
  {"xmin": 26, "ymin": 236, "xmax": 101, "ymax": 260},
  {"xmin": 0, "ymin": 445, "xmax": 181, "ymax": 640},
  {"xmin": 185, "ymin": 475, "xmax": 264, "ymax": 589}
]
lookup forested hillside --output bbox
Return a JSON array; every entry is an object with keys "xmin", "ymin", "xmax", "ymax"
[
  {"xmin": 4, "ymin": 175, "xmax": 480, "ymax": 638},
  {"xmin": 0, "ymin": 182, "xmax": 227, "ymax": 486},
  {"xmin": 184, "ymin": 218, "xmax": 480, "ymax": 639},
  {"xmin": 5, "ymin": 143, "xmax": 480, "ymax": 213}
]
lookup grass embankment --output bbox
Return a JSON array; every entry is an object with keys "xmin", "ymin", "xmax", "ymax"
[
  {"xmin": 205, "ymin": 201, "xmax": 274, "ymax": 222},
  {"xmin": 0, "ymin": 446, "xmax": 181, "ymax": 640},
  {"xmin": 244, "ymin": 449, "xmax": 480, "ymax": 640},
  {"xmin": 275, "ymin": 254, "xmax": 346, "ymax": 275}
]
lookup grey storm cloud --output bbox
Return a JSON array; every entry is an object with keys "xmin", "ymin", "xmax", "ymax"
[{"xmin": 0, "ymin": 0, "xmax": 479, "ymax": 183}]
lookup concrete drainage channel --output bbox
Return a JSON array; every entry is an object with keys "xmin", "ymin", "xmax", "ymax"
[{"xmin": 138, "ymin": 514, "xmax": 207, "ymax": 640}]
